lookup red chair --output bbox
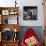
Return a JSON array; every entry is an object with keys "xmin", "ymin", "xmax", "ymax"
[{"xmin": 21, "ymin": 28, "xmax": 41, "ymax": 46}]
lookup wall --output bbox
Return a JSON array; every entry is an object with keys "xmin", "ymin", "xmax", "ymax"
[
  {"xmin": 18, "ymin": 0, "xmax": 44, "ymax": 26},
  {"xmin": 0, "ymin": 0, "xmax": 44, "ymax": 26}
]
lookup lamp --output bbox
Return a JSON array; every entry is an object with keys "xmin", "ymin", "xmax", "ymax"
[{"xmin": 15, "ymin": 0, "xmax": 17, "ymax": 7}]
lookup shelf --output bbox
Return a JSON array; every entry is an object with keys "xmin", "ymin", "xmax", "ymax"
[
  {"xmin": 0, "ymin": 7, "xmax": 19, "ymax": 16},
  {"xmin": 2, "ymin": 40, "xmax": 19, "ymax": 43},
  {"xmin": 0, "ymin": 24, "xmax": 19, "ymax": 32},
  {"xmin": 0, "ymin": 7, "xmax": 19, "ymax": 46},
  {"xmin": 2, "ymin": 40, "xmax": 19, "ymax": 46}
]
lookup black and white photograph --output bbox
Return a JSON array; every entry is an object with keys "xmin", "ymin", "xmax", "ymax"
[{"xmin": 23, "ymin": 6, "xmax": 37, "ymax": 20}]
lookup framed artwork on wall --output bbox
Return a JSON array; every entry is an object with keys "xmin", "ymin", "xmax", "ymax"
[
  {"xmin": 2, "ymin": 10, "xmax": 9, "ymax": 15},
  {"xmin": 23, "ymin": 6, "xmax": 37, "ymax": 20}
]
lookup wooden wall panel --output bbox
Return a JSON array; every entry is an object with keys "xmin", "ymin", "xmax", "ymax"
[
  {"xmin": 43, "ymin": 0, "xmax": 46, "ymax": 26},
  {"xmin": 43, "ymin": 0, "xmax": 46, "ymax": 46}
]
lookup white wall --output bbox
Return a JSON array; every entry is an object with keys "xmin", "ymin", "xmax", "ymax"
[
  {"xmin": 18, "ymin": 0, "xmax": 44, "ymax": 26},
  {"xmin": 0, "ymin": 0, "xmax": 44, "ymax": 26}
]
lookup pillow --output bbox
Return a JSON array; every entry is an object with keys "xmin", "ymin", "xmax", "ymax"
[{"xmin": 25, "ymin": 36, "xmax": 38, "ymax": 46}]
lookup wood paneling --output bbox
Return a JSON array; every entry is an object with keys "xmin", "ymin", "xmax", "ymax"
[
  {"xmin": 43, "ymin": 0, "xmax": 46, "ymax": 26},
  {"xmin": 43, "ymin": 0, "xmax": 46, "ymax": 45}
]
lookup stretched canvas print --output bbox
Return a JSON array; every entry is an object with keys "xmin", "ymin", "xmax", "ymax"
[{"xmin": 23, "ymin": 6, "xmax": 37, "ymax": 20}]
